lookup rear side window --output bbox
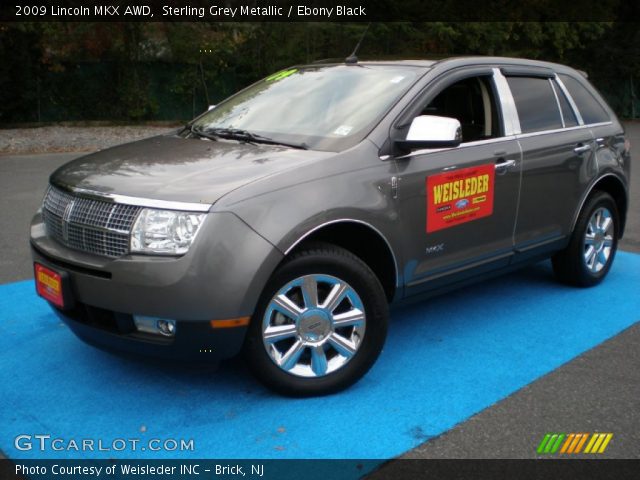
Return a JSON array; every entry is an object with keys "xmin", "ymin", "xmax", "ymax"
[
  {"xmin": 558, "ymin": 74, "xmax": 610, "ymax": 124},
  {"xmin": 552, "ymin": 80, "xmax": 578, "ymax": 127},
  {"xmin": 507, "ymin": 76, "xmax": 563, "ymax": 133}
]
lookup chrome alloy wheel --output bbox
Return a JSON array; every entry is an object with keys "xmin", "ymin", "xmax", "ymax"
[
  {"xmin": 262, "ymin": 274, "xmax": 366, "ymax": 378},
  {"xmin": 583, "ymin": 207, "xmax": 615, "ymax": 273}
]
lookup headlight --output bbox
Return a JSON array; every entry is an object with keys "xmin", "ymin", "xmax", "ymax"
[{"xmin": 130, "ymin": 209, "xmax": 206, "ymax": 255}]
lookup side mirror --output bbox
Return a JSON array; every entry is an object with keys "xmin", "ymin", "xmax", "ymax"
[{"xmin": 396, "ymin": 115, "xmax": 462, "ymax": 151}]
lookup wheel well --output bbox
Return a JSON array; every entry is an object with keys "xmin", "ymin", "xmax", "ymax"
[
  {"xmin": 591, "ymin": 175, "xmax": 628, "ymax": 237},
  {"xmin": 289, "ymin": 222, "xmax": 398, "ymax": 302}
]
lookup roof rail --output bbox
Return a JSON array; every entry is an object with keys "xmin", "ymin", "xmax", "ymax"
[{"xmin": 311, "ymin": 58, "xmax": 342, "ymax": 64}]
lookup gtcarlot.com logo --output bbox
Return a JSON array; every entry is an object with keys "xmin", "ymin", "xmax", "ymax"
[
  {"xmin": 15, "ymin": 434, "xmax": 195, "ymax": 452},
  {"xmin": 537, "ymin": 432, "xmax": 613, "ymax": 454}
]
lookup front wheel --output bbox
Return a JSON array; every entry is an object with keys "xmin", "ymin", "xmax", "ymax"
[
  {"xmin": 552, "ymin": 191, "xmax": 619, "ymax": 287},
  {"xmin": 244, "ymin": 243, "xmax": 388, "ymax": 397}
]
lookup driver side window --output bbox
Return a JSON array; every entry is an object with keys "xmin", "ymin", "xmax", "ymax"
[{"xmin": 420, "ymin": 76, "xmax": 502, "ymax": 143}]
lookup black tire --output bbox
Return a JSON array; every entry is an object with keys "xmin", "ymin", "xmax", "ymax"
[
  {"xmin": 552, "ymin": 191, "xmax": 619, "ymax": 287},
  {"xmin": 244, "ymin": 242, "xmax": 389, "ymax": 397}
]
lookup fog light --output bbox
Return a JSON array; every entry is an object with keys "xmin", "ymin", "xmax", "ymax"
[
  {"xmin": 133, "ymin": 315, "xmax": 176, "ymax": 337},
  {"xmin": 157, "ymin": 319, "xmax": 176, "ymax": 337}
]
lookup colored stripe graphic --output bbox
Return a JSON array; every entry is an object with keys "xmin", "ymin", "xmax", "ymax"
[
  {"xmin": 544, "ymin": 434, "xmax": 558, "ymax": 453},
  {"xmin": 537, "ymin": 433, "xmax": 566, "ymax": 453},
  {"xmin": 550, "ymin": 434, "xmax": 565, "ymax": 453},
  {"xmin": 584, "ymin": 433, "xmax": 613, "ymax": 453},
  {"xmin": 560, "ymin": 433, "xmax": 574, "ymax": 453},
  {"xmin": 567, "ymin": 433, "xmax": 582, "ymax": 453},
  {"xmin": 537, "ymin": 434, "xmax": 552, "ymax": 454},
  {"xmin": 597, "ymin": 434, "xmax": 614, "ymax": 453},
  {"xmin": 538, "ymin": 433, "xmax": 613, "ymax": 454},
  {"xmin": 584, "ymin": 433, "xmax": 599, "ymax": 453},
  {"xmin": 574, "ymin": 433, "xmax": 589, "ymax": 453}
]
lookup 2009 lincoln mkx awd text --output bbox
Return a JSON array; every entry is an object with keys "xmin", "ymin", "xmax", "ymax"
[{"xmin": 30, "ymin": 56, "xmax": 630, "ymax": 396}]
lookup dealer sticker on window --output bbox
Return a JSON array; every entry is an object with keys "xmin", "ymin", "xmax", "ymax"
[
  {"xmin": 426, "ymin": 163, "xmax": 495, "ymax": 232},
  {"xmin": 333, "ymin": 125, "xmax": 353, "ymax": 136}
]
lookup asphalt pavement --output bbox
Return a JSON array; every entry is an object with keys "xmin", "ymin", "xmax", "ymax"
[
  {"xmin": 0, "ymin": 153, "xmax": 75, "ymax": 283},
  {"xmin": 0, "ymin": 123, "xmax": 638, "ymax": 464}
]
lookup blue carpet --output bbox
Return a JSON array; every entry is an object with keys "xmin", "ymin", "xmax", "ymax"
[{"xmin": 0, "ymin": 253, "xmax": 638, "ymax": 464}]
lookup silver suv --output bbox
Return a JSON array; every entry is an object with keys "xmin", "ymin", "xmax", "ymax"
[{"xmin": 31, "ymin": 57, "xmax": 630, "ymax": 396}]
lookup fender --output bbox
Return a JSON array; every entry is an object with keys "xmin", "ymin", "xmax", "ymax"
[
  {"xmin": 570, "ymin": 171, "xmax": 628, "ymax": 235},
  {"xmin": 283, "ymin": 217, "xmax": 401, "ymax": 289}
]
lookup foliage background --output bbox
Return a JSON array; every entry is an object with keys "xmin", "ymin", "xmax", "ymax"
[{"xmin": 1, "ymin": 19, "xmax": 639, "ymax": 123}]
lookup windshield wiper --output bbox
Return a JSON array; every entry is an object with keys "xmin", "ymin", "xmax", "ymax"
[
  {"xmin": 206, "ymin": 127, "xmax": 308, "ymax": 150},
  {"xmin": 186, "ymin": 124, "xmax": 218, "ymax": 142}
]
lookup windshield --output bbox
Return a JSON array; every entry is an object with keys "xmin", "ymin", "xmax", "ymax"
[{"xmin": 191, "ymin": 64, "xmax": 424, "ymax": 151}]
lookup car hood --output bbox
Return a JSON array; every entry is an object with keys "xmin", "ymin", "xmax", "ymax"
[{"xmin": 50, "ymin": 134, "xmax": 332, "ymax": 206}]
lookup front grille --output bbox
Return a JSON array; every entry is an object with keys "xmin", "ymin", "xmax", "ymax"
[{"xmin": 42, "ymin": 185, "xmax": 142, "ymax": 258}]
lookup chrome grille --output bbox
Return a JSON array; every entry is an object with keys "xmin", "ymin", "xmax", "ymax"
[{"xmin": 42, "ymin": 186, "xmax": 142, "ymax": 258}]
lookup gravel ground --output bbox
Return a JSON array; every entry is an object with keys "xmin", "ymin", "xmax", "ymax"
[{"xmin": 0, "ymin": 125, "xmax": 179, "ymax": 155}]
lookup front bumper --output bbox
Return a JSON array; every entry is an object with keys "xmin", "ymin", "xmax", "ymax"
[
  {"xmin": 50, "ymin": 300, "xmax": 247, "ymax": 362},
  {"xmin": 30, "ymin": 211, "xmax": 284, "ymax": 361}
]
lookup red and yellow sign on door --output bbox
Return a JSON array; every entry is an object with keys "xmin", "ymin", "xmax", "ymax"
[{"xmin": 426, "ymin": 163, "xmax": 495, "ymax": 232}]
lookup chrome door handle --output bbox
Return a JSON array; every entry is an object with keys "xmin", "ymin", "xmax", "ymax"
[
  {"xmin": 495, "ymin": 159, "xmax": 516, "ymax": 172},
  {"xmin": 574, "ymin": 144, "xmax": 592, "ymax": 154}
]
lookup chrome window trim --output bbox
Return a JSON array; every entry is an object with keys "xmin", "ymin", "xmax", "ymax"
[
  {"xmin": 458, "ymin": 135, "xmax": 519, "ymax": 148},
  {"xmin": 51, "ymin": 182, "xmax": 212, "ymax": 212},
  {"xmin": 284, "ymin": 218, "xmax": 400, "ymax": 288},
  {"xmin": 492, "ymin": 68, "xmax": 521, "ymax": 135},
  {"xmin": 549, "ymin": 79, "xmax": 566, "ymax": 128},
  {"xmin": 397, "ymin": 120, "xmax": 613, "ymax": 158},
  {"xmin": 554, "ymin": 75, "xmax": 585, "ymax": 125},
  {"xmin": 515, "ymin": 121, "xmax": 612, "ymax": 140},
  {"xmin": 397, "ymin": 135, "xmax": 518, "ymax": 159}
]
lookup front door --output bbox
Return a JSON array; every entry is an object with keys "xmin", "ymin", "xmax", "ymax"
[{"xmin": 393, "ymin": 71, "xmax": 522, "ymax": 296}]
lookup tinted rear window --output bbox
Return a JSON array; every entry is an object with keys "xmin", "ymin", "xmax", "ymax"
[
  {"xmin": 558, "ymin": 74, "xmax": 610, "ymax": 124},
  {"xmin": 507, "ymin": 77, "xmax": 563, "ymax": 133}
]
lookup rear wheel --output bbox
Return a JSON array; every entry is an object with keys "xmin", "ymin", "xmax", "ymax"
[
  {"xmin": 244, "ymin": 243, "xmax": 388, "ymax": 397},
  {"xmin": 552, "ymin": 191, "xmax": 619, "ymax": 287}
]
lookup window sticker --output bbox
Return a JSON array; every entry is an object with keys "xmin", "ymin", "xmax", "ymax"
[
  {"xmin": 333, "ymin": 125, "xmax": 353, "ymax": 136},
  {"xmin": 265, "ymin": 68, "xmax": 298, "ymax": 82},
  {"xmin": 426, "ymin": 163, "xmax": 495, "ymax": 232}
]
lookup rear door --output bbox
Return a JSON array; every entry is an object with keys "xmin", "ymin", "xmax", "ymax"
[{"xmin": 504, "ymin": 70, "xmax": 597, "ymax": 261}]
